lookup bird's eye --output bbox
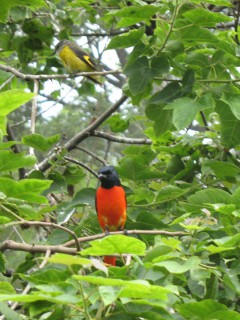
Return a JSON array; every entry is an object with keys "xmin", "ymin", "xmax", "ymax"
[{"xmin": 105, "ymin": 170, "xmax": 111, "ymax": 175}]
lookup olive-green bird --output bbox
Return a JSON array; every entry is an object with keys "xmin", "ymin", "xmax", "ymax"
[{"xmin": 53, "ymin": 39, "xmax": 102, "ymax": 85}]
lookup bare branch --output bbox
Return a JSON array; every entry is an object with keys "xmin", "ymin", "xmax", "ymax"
[
  {"xmin": 1, "ymin": 220, "xmax": 81, "ymax": 252},
  {"xmin": 0, "ymin": 230, "xmax": 188, "ymax": 255},
  {"xmin": 75, "ymin": 146, "xmax": 107, "ymax": 165},
  {"xmin": 92, "ymin": 130, "xmax": 152, "ymax": 145},
  {"xmin": 29, "ymin": 80, "xmax": 39, "ymax": 165},
  {"xmin": 0, "ymin": 64, "xmax": 122, "ymax": 81},
  {"xmin": 37, "ymin": 95, "xmax": 128, "ymax": 172},
  {"xmin": 64, "ymin": 156, "xmax": 98, "ymax": 178}
]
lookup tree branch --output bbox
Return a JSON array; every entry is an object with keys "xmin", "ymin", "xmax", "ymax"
[
  {"xmin": 0, "ymin": 64, "xmax": 121, "ymax": 81},
  {"xmin": 0, "ymin": 230, "xmax": 188, "ymax": 254},
  {"xmin": 1, "ymin": 220, "xmax": 81, "ymax": 252},
  {"xmin": 64, "ymin": 156, "xmax": 98, "ymax": 178},
  {"xmin": 91, "ymin": 130, "xmax": 152, "ymax": 145},
  {"xmin": 75, "ymin": 146, "xmax": 107, "ymax": 165},
  {"xmin": 37, "ymin": 95, "xmax": 128, "ymax": 172}
]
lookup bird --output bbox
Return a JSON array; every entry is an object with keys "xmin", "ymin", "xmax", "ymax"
[
  {"xmin": 95, "ymin": 166, "xmax": 127, "ymax": 266},
  {"xmin": 53, "ymin": 39, "xmax": 102, "ymax": 85}
]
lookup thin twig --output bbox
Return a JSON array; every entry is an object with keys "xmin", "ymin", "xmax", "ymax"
[
  {"xmin": 75, "ymin": 146, "xmax": 107, "ymax": 165},
  {"xmin": 64, "ymin": 156, "xmax": 98, "ymax": 178},
  {"xmin": 0, "ymin": 74, "xmax": 15, "ymax": 90},
  {"xmin": 29, "ymin": 80, "xmax": 39, "ymax": 165}
]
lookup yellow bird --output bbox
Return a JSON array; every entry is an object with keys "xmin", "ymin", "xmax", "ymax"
[{"xmin": 53, "ymin": 39, "xmax": 102, "ymax": 85}]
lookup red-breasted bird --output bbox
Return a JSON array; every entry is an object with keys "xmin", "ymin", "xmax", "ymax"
[
  {"xmin": 95, "ymin": 166, "xmax": 127, "ymax": 266},
  {"xmin": 53, "ymin": 39, "xmax": 102, "ymax": 85}
]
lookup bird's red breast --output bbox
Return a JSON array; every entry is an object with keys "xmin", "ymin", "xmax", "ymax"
[{"xmin": 96, "ymin": 185, "xmax": 126, "ymax": 232}]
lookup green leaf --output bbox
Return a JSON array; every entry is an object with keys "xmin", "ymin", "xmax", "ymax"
[
  {"xmin": 155, "ymin": 185, "xmax": 187, "ymax": 203},
  {"xmin": 48, "ymin": 254, "xmax": 91, "ymax": 266},
  {"xmin": 0, "ymin": 151, "xmax": 35, "ymax": 172},
  {"xmin": 0, "ymin": 178, "xmax": 52, "ymax": 204},
  {"xmin": 22, "ymin": 133, "xmax": 60, "ymax": 152},
  {"xmin": 177, "ymin": 299, "xmax": 240, "ymax": 320},
  {"xmin": 106, "ymin": 114, "xmax": 129, "ymax": 132},
  {"xmin": 70, "ymin": 188, "xmax": 95, "ymax": 208},
  {"xmin": 222, "ymin": 94, "xmax": 240, "ymax": 120},
  {"xmin": 124, "ymin": 57, "xmax": 155, "ymax": 95},
  {"xmin": 0, "ymin": 293, "xmax": 79, "ymax": 304},
  {"xmin": 0, "ymin": 90, "xmax": 35, "ymax": 131},
  {"xmin": 81, "ymin": 235, "xmax": 146, "ymax": 256},
  {"xmin": 202, "ymin": 160, "xmax": 240, "ymax": 182},
  {"xmin": 0, "ymin": 0, "xmax": 47, "ymax": 22},
  {"xmin": 0, "ymin": 302, "xmax": 20, "ymax": 320},
  {"xmin": 114, "ymin": 5, "xmax": 160, "ymax": 28},
  {"xmin": 154, "ymin": 256, "xmax": 201, "ymax": 274},
  {"xmin": 118, "ymin": 157, "xmax": 163, "ymax": 180},
  {"xmin": 178, "ymin": 25, "xmax": 218, "ymax": 43},
  {"xmin": 183, "ymin": 8, "xmax": 233, "ymax": 27},
  {"xmin": 63, "ymin": 164, "xmax": 85, "ymax": 185},
  {"xmin": 0, "ymin": 282, "xmax": 15, "ymax": 294},
  {"xmin": 20, "ymin": 269, "xmax": 70, "ymax": 285},
  {"xmin": 107, "ymin": 28, "xmax": 144, "ymax": 49},
  {"xmin": 99, "ymin": 286, "xmax": 118, "ymax": 306},
  {"xmin": 148, "ymin": 82, "xmax": 182, "ymax": 105},
  {"xmin": 0, "ymin": 90, "xmax": 35, "ymax": 116},
  {"xmin": 73, "ymin": 275, "xmax": 171, "ymax": 300},
  {"xmin": 165, "ymin": 97, "xmax": 210, "ymax": 130},
  {"xmin": 216, "ymin": 100, "xmax": 240, "ymax": 147},
  {"xmin": 188, "ymin": 188, "xmax": 232, "ymax": 206}
]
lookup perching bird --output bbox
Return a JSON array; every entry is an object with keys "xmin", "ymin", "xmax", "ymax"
[
  {"xmin": 95, "ymin": 166, "xmax": 127, "ymax": 266},
  {"xmin": 53, "ymin": 39, "xmax": 102, "ymax": 85}
]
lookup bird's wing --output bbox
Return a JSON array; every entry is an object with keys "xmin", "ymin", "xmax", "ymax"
[{"xmin": 71, "ymin": 45, "xmax": 97, "ymax": 70}]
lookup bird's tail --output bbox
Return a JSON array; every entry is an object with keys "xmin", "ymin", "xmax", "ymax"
[
  {"xmin": 104, "ymin": 256, "xmax": 116, "ymax": 266},
  {"xmin": 87, "ymin": 75, "xmax": 103, "ymax": 86}
]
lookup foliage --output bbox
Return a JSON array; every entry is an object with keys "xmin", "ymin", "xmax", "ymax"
[{"xmin": 1, "ymin": 0, "xmax": 240, "ymax": 319}]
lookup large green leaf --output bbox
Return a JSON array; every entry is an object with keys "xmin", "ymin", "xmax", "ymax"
[
  {"xmin": 183, "ymin": 8, "xmax": 232, "ymax": 27},
  {"xmin": 81, "ymin": 235, "xmax": 146, "ymax": 256},
  {"xmin": 0, "ymin": 302, "xmax": 20, "ymax": 320},
  {"xmin": 124, "ymin": 56, "xmax": 155, "ymax": 95},
  {"xmin": 22, "ymin": 133, "xmax": 60, "ymax": 151},
  {"xmin": 73, "ymin": 275, "xmax": 171, "ymax": 300},
  {"xmin": 114, "ymin": 5, "xmax": 160, "ymax": 28},
  {"xmin": 0, "ymin": 178, "xmax": 52, "ymax": 203},
  {"xmin": 0, "ymin": 151, "xmax": 35, "ymax": 172},
  {"xmin": 188, "ymin": 188, "xmax": 232, "ymax": 205},
  {"xmin": 202, "ymin": 160, "xmax": 240, "ymax": 182},
  {"xmin": 216, "ymin": 100, "xmax": 240, "ymax": 147},
  {"xmin": 0, "ymin": 0, "xmax": 47, "ymax": 22},
  {"xmin": 0, "ymin": 90, "xmax": 35, "ymax": 132},
  {"xmin": 165, "ymin": 97, "xmax": 210, "ymax": 130},
  {"xmin": 107, "ymin": 28, "xmax": 144, "ymax": 49},
  {"xmin": 0, "ymin": 90, "xmax": 35, "ymax": 116},
  {"xmin": 177, "ymin": 25, "xmax": 219, "ymax": 43},
  {"xmin": 177, "ymin": 300, "xmax": 240, "ymax": 319},
  {"xmin": 222, "ymin": 94, "xmax": 240, "ymax": 120},
  {"xmin": 118, "ymin": 157, "xmax": 163, "ymax": 180}
]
